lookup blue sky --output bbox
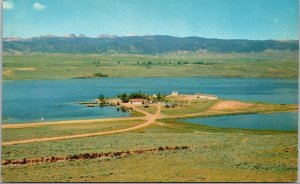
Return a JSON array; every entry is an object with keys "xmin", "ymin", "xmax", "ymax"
[{"xmin": 3, "ymin": 0, "xmax": 299, "ymax": 40}]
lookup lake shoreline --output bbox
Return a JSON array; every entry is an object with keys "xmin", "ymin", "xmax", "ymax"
[
  {"xmin": 3, "ymin": 99, "xmax": 297, "ymax": 132},
  {"xmin": 3, "ymin": 75, "xmax": 299, "ymax": 81},
  {"xmin": 3, "ymin": 77, "xmax": 298, "ymax": 127},
  {"xmin": 181, "ymin": 112, "xmax": 298, "ymax": 132}
]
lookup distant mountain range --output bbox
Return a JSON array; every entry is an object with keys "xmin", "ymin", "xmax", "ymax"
[{"xmin": 3, "ymin": 35, "xmax": 299, "ymax": 54}]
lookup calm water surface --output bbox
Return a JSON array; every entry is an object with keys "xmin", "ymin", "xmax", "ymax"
[
  {"xmin": 183, "ymin": 112, "xmax": 298, "ymax": 131},
  {"xmin": 3, "ymin": 77, "xmax": 298, "ymax": 123}
]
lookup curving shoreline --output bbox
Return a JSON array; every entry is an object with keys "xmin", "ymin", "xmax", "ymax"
[
  {"xmin": 2, "ymin": 100, "xmax": 297, "ymax": 146},
  {"xmin": 3, "ymin": 100, "xmax": 298, "ymax": 130}
]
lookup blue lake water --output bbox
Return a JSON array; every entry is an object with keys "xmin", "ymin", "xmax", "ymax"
[
  {"xmin": 183, "ymin": 112, "xmax": 298, "ymax": 131},
  {"xmin": 3, "ymin": 77, "xmax": 298, "ymax": 123}
]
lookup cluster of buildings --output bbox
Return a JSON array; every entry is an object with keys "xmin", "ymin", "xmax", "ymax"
[
  {"xmin": 128, "ymin": 91, "xmax": 218, "ymax": 105},
  {"xmin": 172, "ymin": 91, "xmax": 218, "ymax": 100}
]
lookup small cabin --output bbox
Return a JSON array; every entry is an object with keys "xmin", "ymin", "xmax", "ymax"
[
  {"xmin": 129, "ymin": 98, "xmax": 148, "ymax": 105},
  {"xmin": 171, "ymin": 91, "xmax": 179, "ymax": 96}
]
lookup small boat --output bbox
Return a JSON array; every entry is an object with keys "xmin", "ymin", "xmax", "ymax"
[{"xmin": 41, "ymin": 117, "xmax": 44, "ymax": 121}]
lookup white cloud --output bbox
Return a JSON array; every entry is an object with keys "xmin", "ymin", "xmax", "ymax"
[
  {"xmin": 3, "ymin": 0, "xmax": 14, "ymax": 10},
  {"xmin": 33, "ymin": 2, "xmax": 45, "ymax": 10}
]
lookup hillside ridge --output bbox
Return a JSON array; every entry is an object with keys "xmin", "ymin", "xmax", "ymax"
[{"xmin": 4, "ymin": 35, "xmax": 299, "ymax": 54}]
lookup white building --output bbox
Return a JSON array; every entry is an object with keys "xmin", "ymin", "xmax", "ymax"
[
  {"xmin": 195, "ymin": 93, "xmax": 218, "ymax": 100},
  {"xmin": 129, "ymin": 98, "xmax": 148, "ymax": 105},
  {"xmin": 171, "ymin": 91, "xmax": 179, "ymax": 96}
]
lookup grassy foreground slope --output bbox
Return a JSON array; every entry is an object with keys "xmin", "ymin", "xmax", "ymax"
[
  {"xmin": 3, "ymin": 50, "xmax": 298, "ymax": 80},
  {"xmin": 2, "ymin": 121, "xmax": 297, "ymax": 182}
]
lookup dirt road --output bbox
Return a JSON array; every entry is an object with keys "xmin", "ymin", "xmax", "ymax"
[
  {"xmin": 2, "ymin": 104, "xmax": 161, "ymax": 146},
  {"xmin": 2, "ymin": 117, "xmax": 147, "ymax": 129},
  {"xmin": 2, "ymin": 101, "xmax": 153, "ymax": 129}
]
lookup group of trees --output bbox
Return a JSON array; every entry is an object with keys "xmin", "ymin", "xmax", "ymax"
[
  {"xmin": 136, "ymin": 61, "xmax": 153, "ymax": 65},
  {"xmin": 118, "ymin": 93, "xmax": 129, "ymax": 103},
  {"xmin": 194, "ymin": 61, "xmax": 213, "ymax": 65},
  {"xmin": 95, "ymin": 90, "xmax": 169, "ymax": 104},
  {"xmin": 156, "ymin": 92, "xmax": 163, "ymax": 100},
  {"xmin": 135, "ymin": 61, "xmax": 211, "ymax": 65},
  {"xmin": 117, "ymin": 91, "xmax": 149, "ymax": 103},
  {"xmin": 97, "ymin": 94, "xmax": 107, "ymax": 106},
  {"xmin": 177, "ymin": 61, "xmax": 189, "ymax": 64},
  {"xmin": 93, "ymin": 60, "xmax": 210, "ymax": 66},
  {"xmin": 98, "ymin": 94, "xmax": 105, "ymax": 101},
  {"xmin": 93, "ymin": 73, "xmax": 108, "ymax": 77},
  {"xmin": 136, "ymin": 61, "xmax": 173, "ymax": 65}
]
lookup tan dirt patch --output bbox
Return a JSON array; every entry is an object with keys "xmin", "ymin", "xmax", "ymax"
[
  {"xmin": 241, "ymin": 137, "xmax": 249, "ymax": 144},
  {"xmin": 209, "ymin": 101, "xmax": 253, "ymax": 111},
  {"xmin": 154, "ymin": 122, "xmax": 166, "ymax": 126},
  {"xmin": 3, "ymin": 69, "xmax": 15, "ymax": 76},
  {"xmin": 166, "ymin": 95, "xmax": 197, "ymax": 101},
  {"xmin": 15, "ymin": 67, "xmax": 36, "ymax": 71}
]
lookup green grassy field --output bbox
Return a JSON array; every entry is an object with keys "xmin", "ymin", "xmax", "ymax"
[
  {"xmin": 3, "ymin": 50, "xmax": 298, "ymax": 80},
  {"xmin": 2, "ymin": 120, "xmax": 297, "ymax": 182},
  {"xmin": 160, "ymin": 99, "xmax": 217, "ymax": 116}
]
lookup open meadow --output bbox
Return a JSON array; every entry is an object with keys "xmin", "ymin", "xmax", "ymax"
[
  {"xmin": 3, "ymin": 51, "xmax": 298, "ymax": 80},
  {"xmin": 2, "ymin": 119, "xmax": 297, "ymax": 182}
]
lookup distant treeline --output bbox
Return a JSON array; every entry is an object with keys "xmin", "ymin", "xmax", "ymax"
[
  {"xmin": 136, "ymin": 61, "xmax": 212, "ymax": 65},
  {"xmin": 93, "ymin": 73, "xmax": 108, "ymax": 77}
]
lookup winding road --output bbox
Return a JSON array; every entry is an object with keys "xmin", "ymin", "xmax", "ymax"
[
  {"xmin": 2, "ymin": 104, "xmax": 161, "ymax": 146},
  {"xmin": 3, "ymin": 100, "xmax": 296, "ymax": 146}
]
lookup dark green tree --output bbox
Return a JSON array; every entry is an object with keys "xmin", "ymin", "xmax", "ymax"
[
  {"xmin": 157, "ymin": 93, "xmax": 162, "ymax": 100},
  {"xmin": 98, "ymin": 94, "xmax": 105, "ymax": 101},
  {"xmin": 118, "ymin": 93, "xmax": 129, "ymax": 103}
]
